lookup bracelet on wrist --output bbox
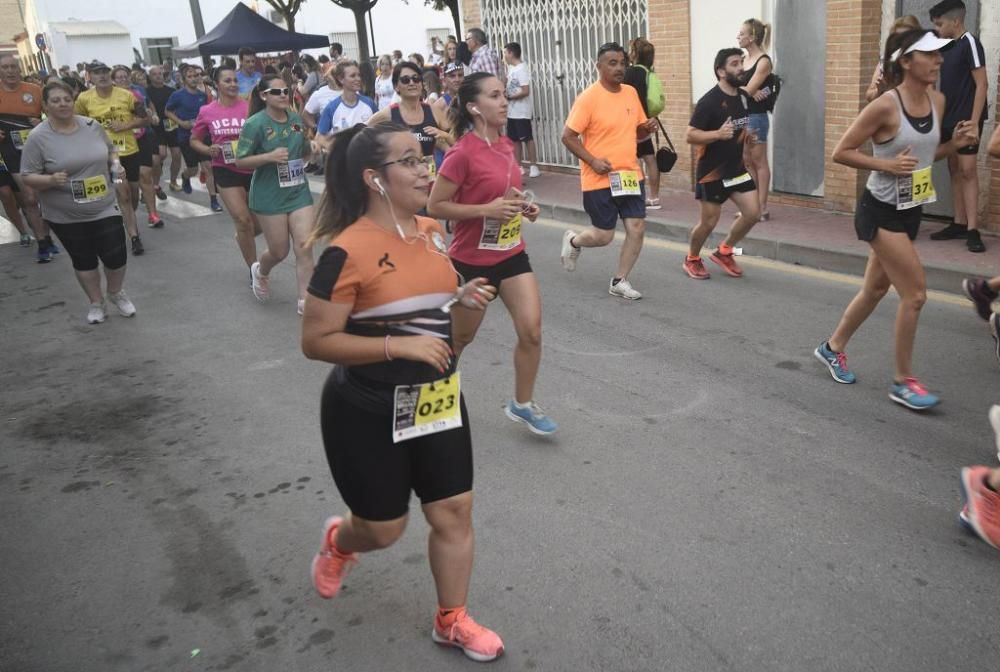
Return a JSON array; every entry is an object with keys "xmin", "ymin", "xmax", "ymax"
[{"xmin": 384, "ymin": 334, "xmax": 393, "ymax": 361}]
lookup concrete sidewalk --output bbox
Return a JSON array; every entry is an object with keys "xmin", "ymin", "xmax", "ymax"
[{"xmin": 526, "ymin": 171, "xmax": 1000, "ymax": 293}]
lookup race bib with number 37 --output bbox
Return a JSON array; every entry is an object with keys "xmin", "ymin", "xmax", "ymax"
[
  {"xmin": 897, "ymin": 165, "xmax": 936, "ymax": 210},
  {"xmin": 609, "ymin": 170, "xmax": 641, "ymax": 197},
  {"xmin": 393, "ymin": 373, "xmax": 462, "ymax": 443}
]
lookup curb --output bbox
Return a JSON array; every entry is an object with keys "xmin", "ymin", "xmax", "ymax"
[{"xmin": 538, "ymin": 200, "xmax": 980, "ymax": 295}]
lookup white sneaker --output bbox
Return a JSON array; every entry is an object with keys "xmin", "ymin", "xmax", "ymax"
[
  {"xmin": 990, "ymin": 404, "xmax": 1000, "ymax": 462},
  {"xmin": 251, "ymin": 262, "xmax": 270, "ymax": 301},
  {"xmin": 560, "ymin": 230, "xmax": 580, "ymax": 272},
  {"xmin": 87, "ymin": 302, "xmax": 106, "ymax": 324},
  {"xmin": 107, "ymin": 290, "xmax": 136, "ymax": 317},
  {"xmin": 528, "ymin": 165, "xmax": 541, "ymax": 178},
  {"xmin": 609, "ymin": 278, "xmax": 642, "ymax": 300},
  {"xmin": 297, "ymin": 299, "xmax": 305, "ymax": 316}
]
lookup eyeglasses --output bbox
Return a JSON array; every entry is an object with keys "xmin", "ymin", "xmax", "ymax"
[
  {"xmin": 380, "ymin": 156, "xmax": 429, "ymax": 172},
  {"xmin": 265, "ymin": 87, "xmax": 290, "ymax": 96},
  {"xmin": 397, "ymin": 75, "xmax": 421, "ymax": 85}
]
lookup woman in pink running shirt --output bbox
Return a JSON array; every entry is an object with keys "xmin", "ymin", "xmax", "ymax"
[{"xmin": 190, "ymin": 65, "xmax": 259, "ymax": 269}]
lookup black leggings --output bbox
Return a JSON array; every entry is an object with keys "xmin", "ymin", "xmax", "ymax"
[
  {"xmin": 320, "ymin": 372, "xmax": 474, "ymax": 522},
  {"xmin": 48, "ymin": 216, "xmax": 127, "ymax": 271}
]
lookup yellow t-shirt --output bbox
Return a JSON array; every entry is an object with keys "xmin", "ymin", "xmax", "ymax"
[
  {"xmin": 564, "ymin": 81, "xmax": 648, "ymax": 192},
  {"xmin": 74, "ymin": 87, "xmax": 139, "ymax": 157}
]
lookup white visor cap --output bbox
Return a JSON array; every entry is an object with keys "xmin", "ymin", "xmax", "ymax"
[{"xmin": 890, "ymin": 32, "xmax": 953, "ymax": 62}]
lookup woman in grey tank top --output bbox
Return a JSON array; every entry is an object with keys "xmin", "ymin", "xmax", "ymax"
[{"xmin": 813, "ymin": 29, "xmax": 977, "ymax": 411}]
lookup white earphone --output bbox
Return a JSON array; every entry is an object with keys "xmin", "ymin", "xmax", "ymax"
[
  {"xmin": 373, "ymin": 176, "xmax": 386, "ymax": 195},
  {"xmin": 471, "ymin": 106, "xmax": 481, "ymax": 115}
]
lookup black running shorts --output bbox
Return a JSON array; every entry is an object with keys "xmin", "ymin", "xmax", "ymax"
[{"xmin": 320, "ymin": 370, "xmax": 474, "ymax": 522}]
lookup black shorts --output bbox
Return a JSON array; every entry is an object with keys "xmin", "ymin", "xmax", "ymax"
[
  {"xmin": 137, "ymin": 132, "xmax": 158, "ymax": 167},
  {"xmin": 320, "ymin": 372, "xmax": 473, "ymax": 522},
  {"xmin": 47, "ymin": 216, "xmax": 127, "ymax": 271},
  {"xmin": 156, "ymin": 126, "xmax": 179, "ymax": 148},
  {"xmin": 0, "ymin": 169, "xmax": 18, "ymax": 190},
  {"xmin": 854, "ymin": 189, "xmax": 921, "ymax": 242},
  {"xmin": 179, "ymin": 140, "xmax": 203, "ymax": 169},
  {"xmin": 213, "ymin": 166, "xmax": 253, "ymax": 190},
  {"xmin": 942, "ymin": 118, "xmax": 986, "ymax": 156},
  {"xmin": 119, "ymin": 153, "xmax": 141, "ymax": 183},
  {"xmin": 451, "ymin": 250, "xmax": 532, "ymax": 290},
  {"xmin": 695, "ymin": 175, "xmax": 757, "ymax": 204},
  {"xmin": 583, "ymin": 185, "xmax": 646, "ymax": 230},
  {"xmin": 637, "ymin": 138, "xmax": 654, "ymax": 158},
  {"xmin": 506, "ymin": 118, "xmax": 533, "ymax": 142}
]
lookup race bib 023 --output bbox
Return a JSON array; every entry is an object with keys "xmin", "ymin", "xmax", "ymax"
[{"xmin": 392, "ymin": 373, "xmax": 462, "ymax": 443}]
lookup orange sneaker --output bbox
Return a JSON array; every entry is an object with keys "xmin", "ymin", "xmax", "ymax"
[
  {"xmin": 960, "ymin": 466, "xmax": 1000, "ymax": 550},
  {"xmin": 311, "ymin": 516, "xmax": 357, "ymax": 598},
  {"xmin": 710, "ymin": 249, "xmax": 744, "ymax": 277},
  {"xmin": 432, "ymin": 608, "xmax": 504, "ymax": 662},
  {"xmin": 683, "ymin": 256, "xmax": 710, "ymax": 280}
]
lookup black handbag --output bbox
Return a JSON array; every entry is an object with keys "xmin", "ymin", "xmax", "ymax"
[{"xmin": 654, "ymin": 118, "xmax": 677, "ymax": 174}]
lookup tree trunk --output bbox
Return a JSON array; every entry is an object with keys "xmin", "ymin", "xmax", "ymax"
[
  {"xmin": 446, "ymin": 0, "xmax": 461, "ymax": 37},
  {"xmin": 284, "ymin": 11, "xmax": 296, "ymax": 32},
  {"xmin": 353, "ymin": 8, "xmax": 371, "ymax": 63}
]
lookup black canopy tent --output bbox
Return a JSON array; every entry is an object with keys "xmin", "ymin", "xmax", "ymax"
[{"xmin": 173, "ymin": 3, "xmax": 329, "ymax": 57}]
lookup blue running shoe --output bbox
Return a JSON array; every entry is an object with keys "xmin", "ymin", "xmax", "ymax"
[
  {"xmin": 48, "ymin": 242, "xmax": 60, "ymax": 254},
  {"xmin": 504, "ymin": 400, "xmax": 558, "ymax": 435},
  {"xmin": 813, "ymin": 341, "xmax": 856, "ymax": 384},
  {"xmin": 182, "ymin": 177, "xmax": 192, "ymax": 194},
  {"xmin": 889, "ymin": 377, "xmax": 939, "ymax": 411},
  {"xmin": 210, "ymin": 195, "xmax": 223, "ymax": 212},
  {"xmin": 36, "ymin": 243, "xmax": 52, "ymax": 263}
]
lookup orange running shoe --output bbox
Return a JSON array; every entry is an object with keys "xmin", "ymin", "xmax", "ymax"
[
  {"xmin": 710, "ymin": 249, "xmax": 744, "ymax": 277},
  {"xmin": 683, "ymin": 256, "xmax": 710, "ymax": 280},
  {"xmin": 432, "ymin": 608, "xmax": 504, "ymax": 662},
  {"xmin": 311, "ymin": 516, "xmax": 358, "ymax": 598},
  {"xmin": 960, "ymin": 466, "xmax": 1000, "ymax": 550}
]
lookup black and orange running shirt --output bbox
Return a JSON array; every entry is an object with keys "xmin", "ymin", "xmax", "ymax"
[
  {"xmin": 689, "ymin": 85, "xmax": 751, "ymax": 184},
  {"xmin": 308, "ymin": 216, "xmax": 459, "ymax": 404}
]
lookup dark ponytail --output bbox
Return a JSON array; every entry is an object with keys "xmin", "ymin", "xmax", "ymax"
[
  {"xmin": 309, "ymin": 121, "xmax": 409, "ymax": 244},
  {"xmin": 448, "ymin": 71, "xmax": 495, "ymax": 140},
  {"xmin": 883, "ymin": 28, "xmax": 932, "ymax": 90},
  {"xmin": 248, "ymin": 75, "xmax": 285, "ymax": 117}
]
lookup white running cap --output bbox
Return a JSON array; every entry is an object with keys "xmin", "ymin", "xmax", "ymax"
[{"xmin": 890, "ymin": 32, "xmax": 953, "ymax": 62}]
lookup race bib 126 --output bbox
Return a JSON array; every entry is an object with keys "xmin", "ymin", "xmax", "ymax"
[{"xmin": 609, "ymin": 170, "xmax": 640, "ymax": 197}]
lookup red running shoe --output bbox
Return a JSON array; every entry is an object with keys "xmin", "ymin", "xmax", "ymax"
[
  {"xmin": 710, "ymin": 249, "xmax": 744, "ymax": 277},
  {"xmin": 683, "ymin": 256, "xmax": 710, "ymax": 280},
  {"xmin": 960, "ymin": 466, "xmax": 1000, "ymax": 550}
]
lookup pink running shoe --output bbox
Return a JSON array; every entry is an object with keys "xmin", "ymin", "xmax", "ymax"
[
  {"xmin": 432, "ymin": 608, "xmax": 504, "ymax": 662},
  {"xmin": 960, "ymin": 466, "xmax": 1000, "ymax": 550},
  {"xmin": 311, "ymin": 516, "xmax": 357, "ymax": 599}
]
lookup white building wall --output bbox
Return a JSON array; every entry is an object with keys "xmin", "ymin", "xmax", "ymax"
[
  {"xmin": 689, "ymin": 0, "xmax": 771, "ymax": 103},
  {"xmin": 21, "ymin": 0, "xmax": 453, "ymax": 70},
  {"xmin": 48, "ymin": 33, "xmax": 134, "ymax": 69}
]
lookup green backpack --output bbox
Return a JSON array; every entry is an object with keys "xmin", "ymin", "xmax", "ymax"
[{"xmin": 637, "ymin": 64, "xmax": 665, "ymax": 117}]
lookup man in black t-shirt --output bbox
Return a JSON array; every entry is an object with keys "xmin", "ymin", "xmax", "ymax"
[
  {"xmin": 683, "ymin": 48, "xmax": 759, "ymax": 280},
  {"xmin": 929, "ymin": 0, "xmax": 988, "ymax": 252},
  {"xmin": 146, "ymin": 65, "xmax": 180, "ymax": 197}
]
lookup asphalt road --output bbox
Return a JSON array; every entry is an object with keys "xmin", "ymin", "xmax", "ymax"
[{"xmin": 2, "ymin": 199, "xmax": 998, "ymax": 672}]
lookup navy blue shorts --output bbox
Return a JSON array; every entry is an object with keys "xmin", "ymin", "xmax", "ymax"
[
  {"xmin": 582, "ymin": 185, "xmax": 646, "ymax": 230},
  {"xmin": 506, "ymin": 118, "xmax": 533, "ymax": 142}
]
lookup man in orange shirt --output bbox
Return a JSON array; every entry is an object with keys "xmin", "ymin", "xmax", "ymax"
[
  {"xmin": 560, "ymin": 42, "xmax": 657, "ymax": 300},
  {"xmin": 0, "ymin": 55, "xmax": 52, "ymax": 261}
]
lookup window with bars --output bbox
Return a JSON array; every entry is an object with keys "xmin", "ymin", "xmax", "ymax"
[
  {"xmin": 328, "ymin": 32, "xmax": 360, "ymax": 60},
  {"xmin": 141, "ymin": 37, "xmax": 178, "ymax": 65}
]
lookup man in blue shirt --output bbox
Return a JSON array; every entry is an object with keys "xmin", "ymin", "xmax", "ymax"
[
  {"xmin": 165, "ymin": 64, "xmax": 221, "ymax": 210},
  {"xmin": 236, "ymin": 47, "xmax": 261, "ymax": 99}
]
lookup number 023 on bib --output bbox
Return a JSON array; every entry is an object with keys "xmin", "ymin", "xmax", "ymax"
[{"xmin": 392, "ymin": 373, "xmax": 462, "ymax": 443}]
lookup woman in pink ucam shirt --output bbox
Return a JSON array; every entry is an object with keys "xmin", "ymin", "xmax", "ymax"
[{"xmin": 191, "ymin": 65, "xmax": 259, "ymax": 270}]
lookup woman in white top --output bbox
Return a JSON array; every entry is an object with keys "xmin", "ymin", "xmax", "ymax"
[{"xmin": 374, "ymin": 54, "xmax": 395, "ymax": 110}]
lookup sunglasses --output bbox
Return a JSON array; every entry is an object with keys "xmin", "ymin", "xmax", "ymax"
[
  {"xmin": 397, "ymin": 75, "xmax": 421, "ymax": 85},
  {"xmin": 265, "ymin": 87, "xmax": 290, "ymax": 96}
]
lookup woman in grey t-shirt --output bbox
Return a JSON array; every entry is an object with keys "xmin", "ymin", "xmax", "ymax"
[{"xmin": 21, "ymin": 80, "xmax": 137, "ymax": 325}]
